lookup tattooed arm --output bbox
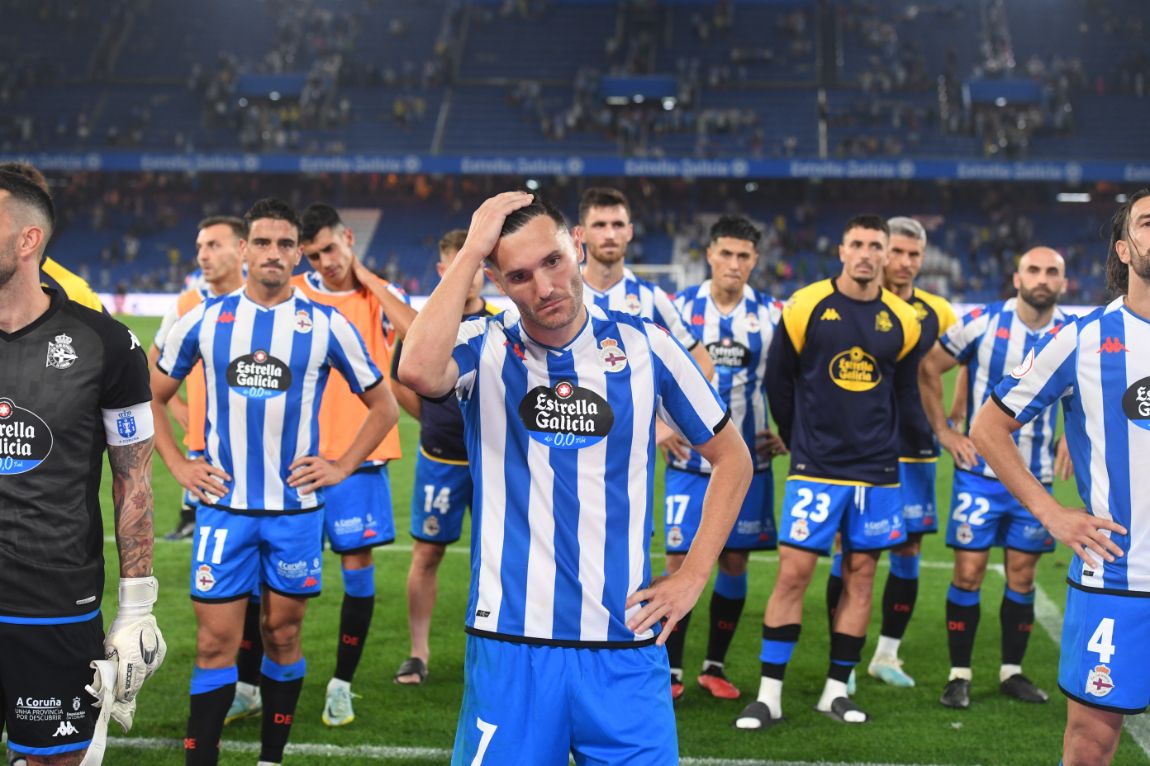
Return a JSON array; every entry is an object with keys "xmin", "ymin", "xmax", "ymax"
[{"xmin": 108, "ymin": 437, "xmax": 155, "ymax": 578}]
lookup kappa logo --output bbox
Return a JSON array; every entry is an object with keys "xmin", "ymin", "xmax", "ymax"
[
  {"xmin": 996, "ymin": 326, "xmax": 1012, "ymax": 339},
  {"xmin": 820, "ymin": 308, "xmax": 842, "ymax": 321},
  {"xmin": 1098, "ymin": 337, "xmax": 1129, "ymax": 354},
  {"xmin": 53, "ymin": 720, "xmax": 79, "ymax": 738},
  {"xmin": 217, "ymin": 310, "xmax": 236, "ymax": 324},
  {"xmin": 46, "ymin": 333, "xmax": 78, "ymax": 369}
]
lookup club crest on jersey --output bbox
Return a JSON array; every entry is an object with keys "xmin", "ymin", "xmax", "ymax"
[
  {"xmin": 956, "ymin": 522, "xmax": 974, "ymax": 545},
  {"xmin": 913, "ymin": 301, "xmax": 929, "ymax": 323},
  {"xmin": 0, "ymin": 398, "xmax": 54, "ymax": 475},
  {"xmin": 829, "ymin": 346, "xmax": 881, "ymax": 392},
  {"xmin": 875, "ymin": 310, "xmax": 893, "ymax": 333},
  {"xmin": 46, "ymin": 333, "xmax": 78, "ymax": 369},
  {"xmin": 227, "ymin": 351, "xmax": 292, "ymax": 398},
  {"xmin": 667, "ymin": 525, "xmax": 684, "ymax": 548},
  {"xmin": 294, "ymin": 310, "xmax": 313, "ymax": 333},
  {"xmin": 599, "ymin": 338, "xmax": 628, "ymax": 372},
  {"xmin": 1122, "ymin": 378, "xmax": 1150, "ymax": 432},
  {"xmin": 790, "ymin": 518, "xmax": 810, "ymax": 542},
  {"xmin": 422, "ymin": 515, "xmax": 441, "ymax": 538},
  {"xmin": 195, "ymin": 564, "xmax": 215, "ymax": 593},
  {"xmin": 518, "ymin": 380, "xmax": 614, "ymax": 449},
  {"xmin": 739, "ymin": 313, "xmax": 761, "ymax": 333},
  {"xmin": 1010, "ymin": 348, "xmax": 1035, "ymax": 379},
  {"xmin": 623, "ymin": 294, "xmax": 642, "ymax": 314},
  {"xmin": 1086, "ymin": 665, "xmax": 1115, "ymax": 698},
  {"xmin": 707, "ymin": 338, "xmax": 751, "ymax": 368}
]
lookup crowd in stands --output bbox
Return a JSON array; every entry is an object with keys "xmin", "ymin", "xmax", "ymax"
[{"xmin": 39, "ymin": 171, "xmax": 1119, "ymax": 308}]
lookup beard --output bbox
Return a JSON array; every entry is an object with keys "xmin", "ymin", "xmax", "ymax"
[
  {"xmin": 0, "ymin": 237, "xmax": 18, "ymax": 289},
  {"xmin": 519, "ymin": 273, "xmax": 584, "ymax": 332},
  {"xmin": 1130, "ymin": 243, "xmax": 1150, "ymax": 281},
  {"xmin": 1019, "ymin": 285, "xmax": 1058, "ymax": 310}
]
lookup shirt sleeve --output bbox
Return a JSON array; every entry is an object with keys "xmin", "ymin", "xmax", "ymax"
[
  {"xmin": 326, "ymin": 308, "xmax": 384, "ymax": 393},
  {"xmin": 99, "ymin": 318, "xmax": 152, "ymax": 410},
  {"xmin": 652, "ymin": 286, "xmax": 699, "ymax": 350},
  {"xmin": 940, "ymin": 305, "xmax": 990, "ymax": 363},
  {"xmin": 764, "ymin": 312, "xmax": 798, "ymax": 447},
  {"xmin": 452, "ymin": 316, "xmax": 491, "ymax": 399},
  {"xmin": 648, "ymin": 321, "xmax": 728, "ymax": 445},
  {"xmin": 992, "ymin": 322, "xmax": 1079, "ymax": 426},
  {"xmin": 156, "ymin": 304, "xmax": 205, "ymax": 380}
]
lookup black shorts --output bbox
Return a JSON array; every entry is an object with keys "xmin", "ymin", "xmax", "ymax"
[{"xmin": 0, "ymin": 616, "xmax": 102, "ymax": 757}]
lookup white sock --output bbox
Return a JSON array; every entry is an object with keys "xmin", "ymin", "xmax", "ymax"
[
  {"xmin": 327, "ymin": 677, "xmax": 351, "ymax": 693},
  {"xmin": 235, "ymin": 681, "xmax": 259, "ymax": 699},
  {"xmin": 874, "ymin": 635, "xmax": 901, "ymax": 659},
  {"xmin": 256, "ymin": 762, "xmax": 280, "ymax": 766},
  {"xmin": 670, "ymin": 667, "xmax": 683, "ymax": 682},
  {"xmin": 817, "ymin": 678, "xmax": 849, "ymax": 710},
  {"xmin": 701, "ymin": 659, "xmax": 724, "ymax": 673},
  {"xmin": 755, "ymin": 676, "xmax": 783, "ymax": 719},
  {"xmin": 949, "ymin": 667, "xmax": 972, "ymax": 682},
  {"xmin": 1000, "ymin": 664, "xmax": 1022, "ymax": 683}
]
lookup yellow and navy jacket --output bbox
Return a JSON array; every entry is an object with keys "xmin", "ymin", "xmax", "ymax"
[
  {"xmin": 899, "ymin": 287, "xmax": 957, "ymax": 461},
  {"xmin": 765, "ymin": 278, "xmax": 923, "ymax": 486},
  {"xmin": 40, "ymin": 258, "xmax": 106, "ymax": 313}
]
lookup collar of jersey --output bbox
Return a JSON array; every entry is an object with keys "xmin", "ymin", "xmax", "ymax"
[
  {"xmin": 513, "ymin": 306, "xmax": 594, "ymax": 354},
  {"xmin": 239, "ymin": 286, "xmax": 304, "ymax": 311}
]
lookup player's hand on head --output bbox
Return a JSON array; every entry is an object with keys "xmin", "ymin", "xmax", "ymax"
[
  {"xmin": 287, "ymin": 455, "xmax": 348, "ymax": 494},
  {"xmin": 463, "ymin": 191, "xmax": 535, "ymax": 260},
  {"xmin": 625, "ymin": 570, "xmax": 709, "ymax": 644},
  {"xmin": 104, "ymin": 577, "xmax": 167, "ymax": 708},
  {"xmin": 940, "ymin": 428, "xmax": 979, "ymax": 471},
  {"xmin": 1044, "ymin": 505, "xmax": 1125, "ymax": 570},
  {"xmin": 172, "ymin": 457, "xmax": 230, "ymax": 504}
]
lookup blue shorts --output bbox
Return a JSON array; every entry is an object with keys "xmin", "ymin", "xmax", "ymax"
[
  {"xmin": 1060, "ymin": 586, "xmax": 1150, "ymax": 714},
  {"xmin": 190, "ymin": 506, "xmax": 324, "ymax": 600},
  {"xmin": 664, "ymin": 468, "xmax": 776, "ymax": 553},
  {"xmin": 452, "ymin": 636, "xmax": 677, "ymax": 766},
  {"xmin": 410, "ymin": 452, "xmax": 472, "ymax": 544},
  {"xmin": 323, "ymin": 465, "xmax": 396, "ymax": 553},
  {"xmin": 779, "ymin": 478, "xmax": 905, "ymax": 554},
  {"xmin": 900, "ymin": 461, "xmax": 938, "ymax": 535},
  {"xmin": 945, "ymin": 471, "xmax": 1055, "ymax": 553}
]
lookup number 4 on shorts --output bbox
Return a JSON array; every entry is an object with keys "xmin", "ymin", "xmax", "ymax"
[
  {"xmin": 470, "ymin": 717, "xmax": 497, "ymax": 766},
  {"xmin": 1087, "ymin": 617, "xmax": 1116, "ymax": 664}
]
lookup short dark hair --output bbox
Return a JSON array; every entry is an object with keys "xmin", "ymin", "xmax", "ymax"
[
  {"xmin": 844, "ymin": 214, "xmax": 889, "ymax": 238},
  {"xmin": 0, "ymin": 162, "xmax": 56, "ymax": 237},
  {"xmin": 578, "ymin": 187, "xmax": 630, "ymax": 224},
  {"xmin": 1108, "ymin": 188, "xmax": 1150, "ymax": 296},
  {"xmin": 300, "ymin": 203, "xmax": 342, "ymax": 243},
  {"xmin": 439, "ymin": 229, "xmax": 468, "ymax": 258},
  {"xmin": 198, "ymin": 215, "xmax": 247, "ymax": 240},
  {"xmin": 499, "ymin": 195, "xmax": 567, "ymax": 239},
  {"xmin": 245, "ymin": 197, "xmax": 301, "ymax": 236},
  {"xmin": 709, "ymin": 215, "xmax": 761, "ymax": 247}
]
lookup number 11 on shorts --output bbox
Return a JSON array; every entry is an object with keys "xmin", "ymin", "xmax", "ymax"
[{"xmin": 470, "ymin": 717, "xmax": 497, "ymax": 766}]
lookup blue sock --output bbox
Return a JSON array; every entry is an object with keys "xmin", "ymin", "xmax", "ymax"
[
  {"xmin": 190, "ymin": 665, "xmax": 237, "ymax": 694},
  {"xmin": 342, "ymin": 565, "xmax": 376, "ymax": 598},
  {"xmin": 714, "ymin": 571, "xmax": 748, "ymax": 599},
  {"xmin": 889, "ymin": 552, "xmax": 920, "ymax": 580}
]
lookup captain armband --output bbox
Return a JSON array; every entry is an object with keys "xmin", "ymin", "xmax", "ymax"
[{"xmin": 101, "ymin": 402, "xmax": 155, "ymax": 447}]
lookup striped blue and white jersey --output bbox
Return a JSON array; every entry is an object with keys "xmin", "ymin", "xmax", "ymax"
[
  {"xmin": 993, "ymin": 298, "xmax": 1150, "ymax": 594},
  {"xmin": 583, "ymin": 268, "xmax": 698, "ymax": 351},
  {"xmin": 157, "ymin": 288, "xmax": 383, "ymax": 513},
  {"xmin": 941, "ymin": 298, "xmax": 1071, "ymax": 483},
  {"xmin": 670, "ymin": 281, "xmax": 780, "ymax": 474},
  {"xmin": 452, "ymin": 304, "xmax": 728, "ymax": 646}
]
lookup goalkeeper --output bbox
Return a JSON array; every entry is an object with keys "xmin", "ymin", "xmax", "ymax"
[{"xmin": 0, "ymin": 163, "xmax": 165, "ymax": 766}]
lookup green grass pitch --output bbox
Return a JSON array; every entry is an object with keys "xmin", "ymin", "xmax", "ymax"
[{"xmin": 88, "ymin": 315, "xmax": 1148, "ymax": 765}]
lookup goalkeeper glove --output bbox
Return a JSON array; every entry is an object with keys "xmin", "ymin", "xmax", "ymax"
[{"xmin": 104, "ymin": 576, "xmax": 167, "ymax": 704}]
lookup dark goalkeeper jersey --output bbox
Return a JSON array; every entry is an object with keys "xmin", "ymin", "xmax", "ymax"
[
  {"xmin": 765, "ymin": 279, "xmax": 923, "ymax": 486},
  {"xmin": 0, "ymin": 290, "xmax": 151, "ymax": 619}
]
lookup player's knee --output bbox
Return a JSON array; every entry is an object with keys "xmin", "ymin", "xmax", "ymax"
[
  {"xmin": 952, "ymin": 571, "xmax": 983, "ymax": 591},
  {"xmin": 261, "ymin": 617, "xmax": 303, "ymax": 654},
  {"xmin": 717, "ymin": 551, "xmax": 748, "ymax": 577},
  {"xmin": 412, "ymin": 542, "xmax": 446, "ymax": 572},
  {"xmin": 29, "ymin": 751, "xmax": 85, "ymax": 766},
  {"xmin": 1064, "ymin": 728, "xmax": 1121, "ymax": 766}
]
